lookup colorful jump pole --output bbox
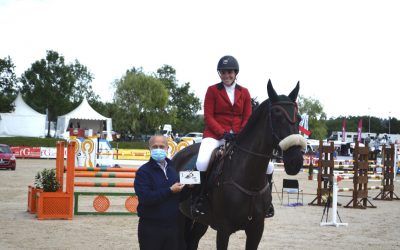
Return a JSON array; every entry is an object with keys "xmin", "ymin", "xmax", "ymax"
[
  {"xmin": 74, "ymin": 172, "xmax": 136, "ymax": 178},
  {"xmin": 74, "ymin": 182, "xmax": 134, "ymax": 188}
]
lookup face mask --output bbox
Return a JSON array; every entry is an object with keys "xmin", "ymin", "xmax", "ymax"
[{"xmin": 150, "ymin": 148, "xmax": 167, "ymax": 162}]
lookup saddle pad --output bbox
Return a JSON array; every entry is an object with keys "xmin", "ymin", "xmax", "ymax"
[{"xmin": 182, "ymin": 153, "xmax": 198, "ymax": 171}]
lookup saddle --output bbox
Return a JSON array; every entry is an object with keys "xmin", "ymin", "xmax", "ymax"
[
  {"xmin": 183, "ymin": 144, "xmax": 228, "ymax": 190},
  {"xmin": 178, "ymin": 143, "xmax": 231, "ymax": 220},
  {"xmin": 205, "ymin": 145, "xmax": 226, "ymax": 189}
]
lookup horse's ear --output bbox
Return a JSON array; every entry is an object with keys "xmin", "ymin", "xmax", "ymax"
[
  {"xmin": 267, "ymin": 79, "xmax": 278, "ymax": 102},
  {"xmin": 288, "ymin": 81, "xmax": 300, "ymax": 102}
]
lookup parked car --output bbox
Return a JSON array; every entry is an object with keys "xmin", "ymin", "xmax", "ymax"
[
  {"xmin": 0, "ymin": 144, "xmax": 16, "ymax": 170},
  {"xmin": 180, "ymin": 132, "xmax": 203, "ymax": 143}
]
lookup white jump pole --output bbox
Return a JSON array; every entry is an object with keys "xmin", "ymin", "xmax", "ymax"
[{"xmin": 320, "ymin": 174, "xmax": 348, "ymax": 227}]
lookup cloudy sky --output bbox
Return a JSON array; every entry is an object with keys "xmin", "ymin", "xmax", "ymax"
[{"xmin": 1, "ymin": 0, "xmax": 399, "ymax": 119}]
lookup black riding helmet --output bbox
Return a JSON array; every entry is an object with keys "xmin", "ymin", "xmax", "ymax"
[{"xmin": 217, "ymin": 55, "xmax": 239, "ymax": 73}]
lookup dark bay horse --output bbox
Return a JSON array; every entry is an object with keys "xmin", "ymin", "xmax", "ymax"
[{"xmin": 173, "ymin": 80, "xmax": 306, "ymax": 250}]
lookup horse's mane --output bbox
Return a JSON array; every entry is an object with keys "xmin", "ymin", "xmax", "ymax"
[{"xmin": 236, "ymin": 99, "xmax": 270, "ymax": 142}]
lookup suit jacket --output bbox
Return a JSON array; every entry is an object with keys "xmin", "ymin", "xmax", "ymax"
[
  {"xmin": 135, "ymin": 158, "xmax": 180, "ymax": 225},
  {"xmin": 203, "ymin": 82, "xmax": 252, "ymax": 139}
]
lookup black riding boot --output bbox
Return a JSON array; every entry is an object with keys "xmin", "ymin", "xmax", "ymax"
[
  {"xmin": 265, "ymin": 173, "xmax": 275, "ymax": 218},
  {"xmin": 191, "ymin": 171, "xmax": 208, "ymax": 217}
]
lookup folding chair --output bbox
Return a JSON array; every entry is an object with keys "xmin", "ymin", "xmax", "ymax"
[{"xmin": 281, "ymin": 179, "xmax": 303, "ymax": 205}]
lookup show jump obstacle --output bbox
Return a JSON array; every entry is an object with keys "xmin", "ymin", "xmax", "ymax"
[
  {"xmin": 309, "ymin": 140, "xmax": 382, "ymax": 209},
  {"xmin": 29, "ymin": 141, "xmax": 139, "ymax": 219},
  {"xmin": 34, "ymin": 141, "xmax": 75, "ymax": 220},
  {"xmin": 343, "ymin": 142, "xmax": 376, "ymax": 209},
  {"xmin": 309, "ymin": 141, "xmax": 335, "ymax": 206},
  {"xmin": 373, "ymin": 144, "xmax": 400, "ymax": 201}
]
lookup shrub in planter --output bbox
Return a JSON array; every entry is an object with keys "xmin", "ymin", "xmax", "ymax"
[
  {"xmin": 35, "ymin": 168, "xmax": 60, "ymax": 192},
  {"xmin": 35, "ymin": 168, "xmax": 73, "ymax": 220}
]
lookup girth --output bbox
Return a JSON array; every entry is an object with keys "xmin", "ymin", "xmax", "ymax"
[{"xmin": 223, "ymin": 179, "xmax": 270, "ymax": 221}]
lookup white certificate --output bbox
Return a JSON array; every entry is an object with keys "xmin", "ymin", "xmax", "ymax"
[{"xmin": 179, "ymin": 171, "xmax": 201, "ymax": 184}]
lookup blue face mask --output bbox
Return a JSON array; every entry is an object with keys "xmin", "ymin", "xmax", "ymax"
[{"xmin": 150, "ymin": 148, "xmax": 167, "ymax": 162}]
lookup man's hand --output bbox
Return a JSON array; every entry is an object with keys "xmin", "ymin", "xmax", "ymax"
[{"xmin": 170, "ymin": 183, "xmax": 185, "ymax": 193}]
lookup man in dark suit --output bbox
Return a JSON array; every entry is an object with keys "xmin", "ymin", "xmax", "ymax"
[{"xmin": 135, "ymin": 135, "xmax": 185, "ymax": 250}]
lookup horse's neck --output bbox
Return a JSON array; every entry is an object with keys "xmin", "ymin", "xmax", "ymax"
[{"xmin": 229, "ymin": 119, "xmax": 272, "ymax": 188}]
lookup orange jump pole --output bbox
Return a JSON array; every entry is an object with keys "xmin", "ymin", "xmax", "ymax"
[
  {"xmin": 75, "ymin": 172, "xmax": 136, "ymax": 178},
  {"xmin": 74, "ymin": 182, "xmax": 134, "ymax": 188},
  {"xmin": 56, "ymin": 141, "xmax": 65, "ymax": 191},
  {"xmin": 75, "ymin": 167, "xmax": 138, "ymax": 172}
]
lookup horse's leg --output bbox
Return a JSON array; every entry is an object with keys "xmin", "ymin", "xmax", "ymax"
[
  {"xmin": 216, "ymin": 229, "xmax": 231, "ymax": 250},
  {"xmin": 185, "ymin": 220, "xmax": 208, "ymax": 250},
  {"xmin": 244, "ymin": 219, "xmax": 265, "ymax": 250}
]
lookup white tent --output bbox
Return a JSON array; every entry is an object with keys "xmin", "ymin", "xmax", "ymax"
[
  {"xmin": 55, "ymin": 97, "xmax": 112, "ymax": 141},
  {"xmin": 0, "ymin": 93, "xmax": 46, "ymax": 137}
]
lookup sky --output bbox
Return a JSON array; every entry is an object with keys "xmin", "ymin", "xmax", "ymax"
[{"xmin": 1, "ymin": 0, "xmax": 399, "ymax": 119}]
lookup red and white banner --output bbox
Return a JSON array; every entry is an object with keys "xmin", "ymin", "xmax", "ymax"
[
  {"xmin": 11, "ymin": 146, "xmax": 41, "ymax": 158},
  {"xmin": 11, "ymin": 146, "xmax": 68, "ymax": 159},
  {"xmin": 357, "ymin": 119, "xmax": 363, "ymax": 142},
  {"xmin": 342, "ymin": 118, "xmax": 346, "ymax": 142}
]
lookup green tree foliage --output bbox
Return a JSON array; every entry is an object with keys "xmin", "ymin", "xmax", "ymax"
[
  {"xmin": 325, "ymin": 116, "xmax": 400, "ymax": 135},
  {"xmin": 0, "ymin": 56, "xmax": 19, "ymax": 112},
  {"xmin": 298, "ymin": 95, "xmax": 327, "ymax": 139},
  {"xmin": 19, "ymin": 50, "xmax": 98, "ymax": 136},
  {"xmin": 156, "ymin": 65, "xmax": 201, "ymax": 133},
  {"xmin": 114, "ymin": 69, "xmax": 169, "ymax": 135}
]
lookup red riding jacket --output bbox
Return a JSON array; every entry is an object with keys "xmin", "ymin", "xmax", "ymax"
[{"xmin": 203, "ymin": 83, "xmax": 252, "ymax": 139}]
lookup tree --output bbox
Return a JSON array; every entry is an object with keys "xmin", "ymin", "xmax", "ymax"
[
  {"xmin": 298, "ymin": 95, "xmax": 327, "ymax": 139},
  {"xmin": 114, "ymin": 69, "xmax": 169, "ymax": 135},
  {"xmin": 0, "ymin": 56, "xmax": 19, "ymax": 112},
  {"xmin": 156, "ymin": 65, "xmax": 201, "ymax": 133},
  {"xmin": 19, "ymin": 50, "xmax": 97, "ymax": 137}
]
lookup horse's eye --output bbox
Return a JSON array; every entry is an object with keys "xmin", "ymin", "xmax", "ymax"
[
  {"xmin": 272, "ymin": 110, "xmax": 285, "ymax": 122},
  {"xmin": 272, "ymin": 109, "xmax": 282, "ymax": 116}
]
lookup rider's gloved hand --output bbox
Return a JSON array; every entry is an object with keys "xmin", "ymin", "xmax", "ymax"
[{"xmin": 223, "ymin": 132, "xmax": 236, "ymax": 142}]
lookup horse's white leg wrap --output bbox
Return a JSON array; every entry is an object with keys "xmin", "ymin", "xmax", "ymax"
[{"xmin": 278, "ymin": 134, "xmax": 307, "ymax": 151}]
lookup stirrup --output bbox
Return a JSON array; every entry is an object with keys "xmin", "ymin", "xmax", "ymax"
[
  {"xmin": 191, "ymin": 203, "xmax": 206, "ymax": 217},
  {"xmin": 191, "ymin": 196, "xmax": 206, "ymax": 217}
]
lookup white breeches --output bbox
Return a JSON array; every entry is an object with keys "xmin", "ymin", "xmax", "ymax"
[
  {"xmin": 196, "ymin": 137, "xmax": 225, "ymax": 171},
  {"xmin": 266, "ymin": 161, "xmax": 274, "ymax": 174}
]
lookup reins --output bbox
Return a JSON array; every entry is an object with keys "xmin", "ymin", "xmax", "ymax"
[{"xmin": 232, "ymin": 142, "xmax": 282, "ymax": 160}]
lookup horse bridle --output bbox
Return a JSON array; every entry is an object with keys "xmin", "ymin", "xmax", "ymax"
[{"xmin": 232, "ymin": 100, "xmax": 300, "ymax": 160}]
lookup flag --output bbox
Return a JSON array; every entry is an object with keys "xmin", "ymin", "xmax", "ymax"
[
  {"xmin": 357, "ymin": 119, "xmax": 363, "ymax": 142},
  {"xmin": 299, "ymin": 125, "xmax": 311, "ymax": 136},
  {"xmin": 342, "ymin": 118, "xmax": 346, "ymax": 142}
]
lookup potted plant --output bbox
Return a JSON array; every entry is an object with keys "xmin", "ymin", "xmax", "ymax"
[
  {"xmin": 36, "ymin": 168, "xmax": 74, "ymax": 220},
  {"xmin": 27, "ymin": 172, "xmax": 44, "ymax": 213},
  {"xmin": 37, "ymin": 168, "xmax": 61, "ymax": 192}
]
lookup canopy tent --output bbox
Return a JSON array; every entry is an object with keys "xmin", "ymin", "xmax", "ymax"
[
  {"xmin": 0, "ymin": 93, "xmax": 46, "ymax": 137},
  {"xmin": 55, "ymin": 98, "xmax": 112, "ymax": 141}
]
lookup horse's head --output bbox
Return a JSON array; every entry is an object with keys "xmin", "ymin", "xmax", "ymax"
[{"xmin": 267, "ymin": 80, "xmax": 306, "ymax": 175}]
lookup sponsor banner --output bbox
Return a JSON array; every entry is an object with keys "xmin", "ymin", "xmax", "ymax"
[
  {"xmin": 40, "ymin": 147, "xmax": 57, "ymax": 159},
  {"xmin": 40, "ymin": 147, "xmax": 68, "ymax": 159},
  {"xmin": 112, "ymin": 149, "xmax": 151, "ymax": 161},
  {"xmin": 11, "ymin": 146, "xmax": 41, "ymax": 158}
]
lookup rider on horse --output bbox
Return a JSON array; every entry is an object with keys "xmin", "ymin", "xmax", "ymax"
[{"xmin": 192, "ymin": 55, "xmax": 252, "ymax": 216}]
